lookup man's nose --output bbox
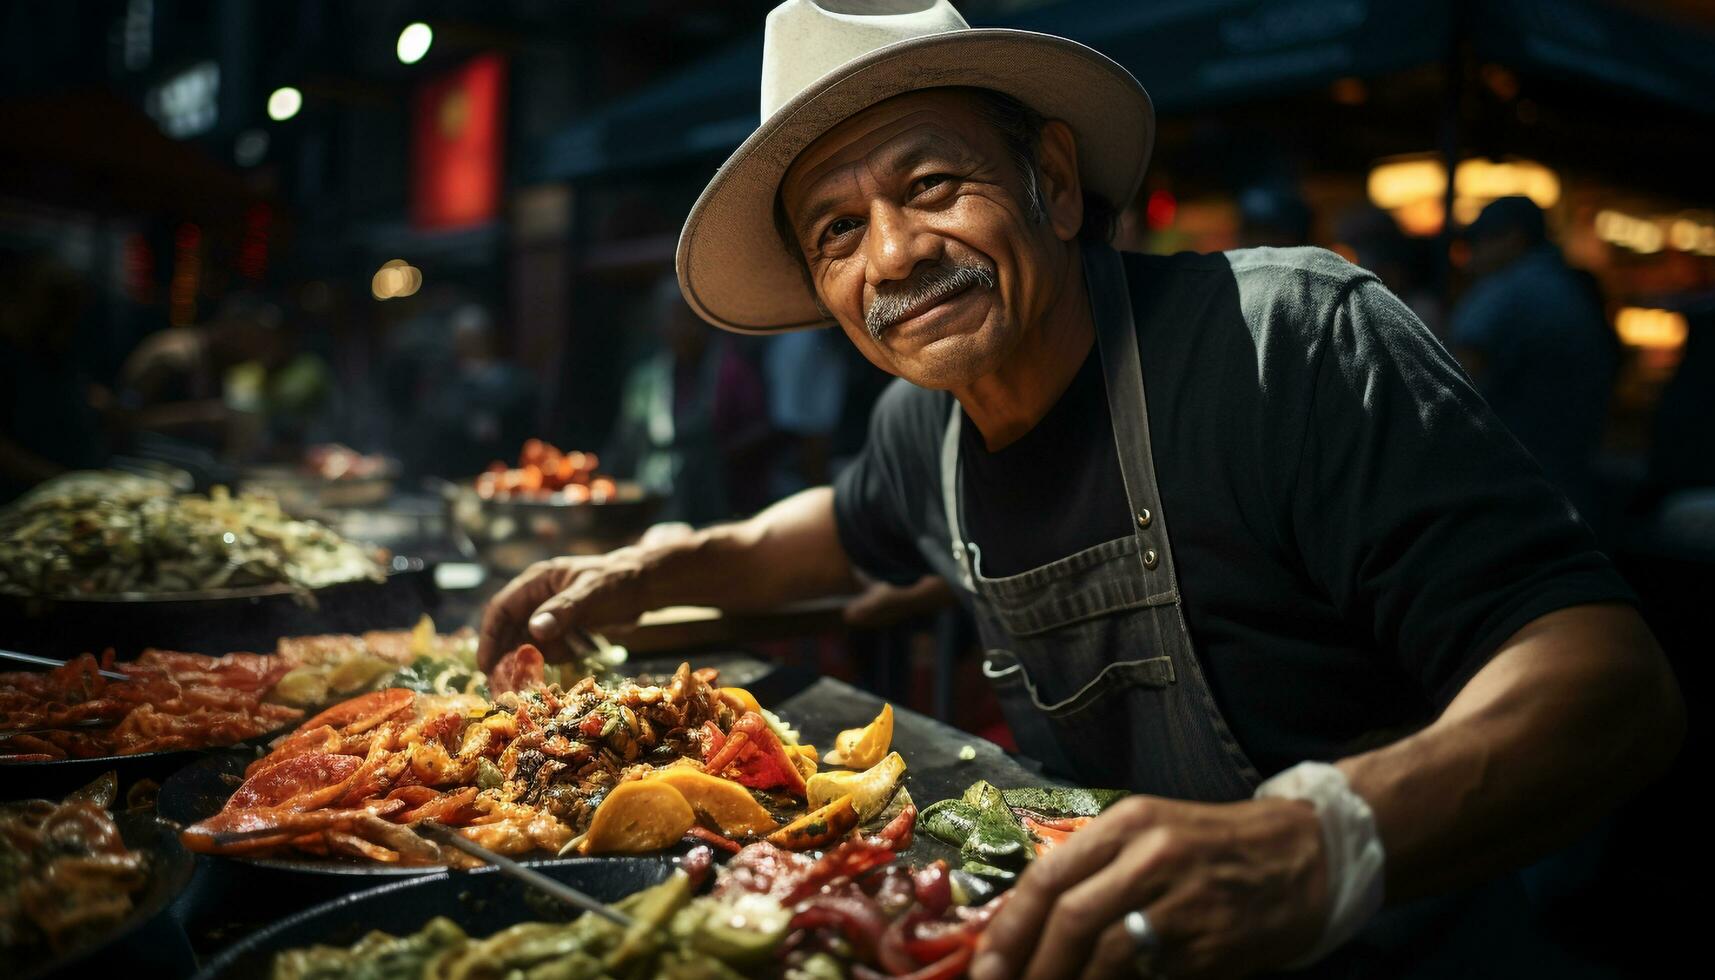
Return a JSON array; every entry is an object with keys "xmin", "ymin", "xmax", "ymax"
[{"xmin": 863, "ymin": 200, "xmax": 938, "ymax": 288}]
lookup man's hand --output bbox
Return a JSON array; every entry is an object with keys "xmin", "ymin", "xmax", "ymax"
[
  {"xmin": 971, "ymin": 796, "xmax": 1328, "ymax": 980},
  {"xmin": 477, "ymin": 551, "xmax": 652, "ymax": 671},
  {"xmin": 475, "ymin": 488, "xmax": 866, "ymax": 672}
]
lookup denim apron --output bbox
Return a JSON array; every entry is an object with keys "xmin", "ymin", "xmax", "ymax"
[
  {"xmin": 941, "ymin": 244, "xmax": 1260, "ymax": 800},
  {"xmin": 942, "ymin": 245, "xmax": 1595, "ymax": 978}
]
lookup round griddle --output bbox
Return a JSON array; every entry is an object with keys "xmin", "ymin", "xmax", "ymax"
[
  {"xmin": 0, "ymin": 563, "xmax": 438, "ymax": 659},
  {"xmin": 18, "ymin": 812, "xmax": 196, "ymax": 980},
  {"xmin": 192, "ymin": 855, "xmax": 677, "ymax": 979}
]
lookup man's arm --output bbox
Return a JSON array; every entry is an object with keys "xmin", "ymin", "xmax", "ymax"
[
  {"xmin": 971, "ymin": 603, "xmax": 1683, "ymax": 980},
  {"xmin": 1340, "ymin": 602, "xmax": 1683, "ymax": 902},
  {"xmin": 478, "ymin": 486, "xmax": 860, "ymax": 669}
]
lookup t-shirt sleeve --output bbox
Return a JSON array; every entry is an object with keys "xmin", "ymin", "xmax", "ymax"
[
  {"xmin": 1291, "ymin": 278, "xmax": 1635, "ymax": 707},
  {"xmin": 832, "ymin": 379, "xmax": 938, "ymax": 586}
]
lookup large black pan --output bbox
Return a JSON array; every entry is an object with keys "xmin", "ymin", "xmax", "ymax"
[
  {"xmin": 191, "ymin": 856, "xmax": 677, "ymax": 980},
  {"xmin": 0, "ymin": 561, "xmax": 438, "ymax": 659},
  {"xmin": 16, "ymin": 811, "xmax": 196, "ymax": 980}
]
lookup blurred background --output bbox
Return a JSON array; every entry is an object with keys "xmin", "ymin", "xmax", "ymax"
[{"xmin": 3, "ymin": 0, "xmax": 1712, "ymax": 726}]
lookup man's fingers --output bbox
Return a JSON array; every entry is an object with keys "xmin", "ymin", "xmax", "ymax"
[
  {"xmin": 1080, "ymin": 920, "xmax": 1144, "ymax": 980},
  {"xmin": 973, "ymin": 798, "xmax": 1166, "ymax": 980},
  {"xmin": 1019, "ymin": 832, "xmax": 1175, "ymax": 980},
  {"xmin": 477, "ymin": 561, "xmax": 571, "ymax": 670}
]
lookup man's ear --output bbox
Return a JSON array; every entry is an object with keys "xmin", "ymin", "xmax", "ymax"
[{"xmin": 1037, "ymin": 119, "xmax": 1084, "ymax": 243}]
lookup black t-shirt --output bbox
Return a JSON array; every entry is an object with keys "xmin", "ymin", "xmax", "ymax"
[
  {"xmin": 960, "ymin": 343, "xmax": 1131, "ymax": 577},
  {"xmin": 833, "ymin": 246, "xmax": 1635, "ymax": 777}
]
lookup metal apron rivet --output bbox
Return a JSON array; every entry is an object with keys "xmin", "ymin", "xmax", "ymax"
[
  {"xmin": 1136, "ymin": 508, "xmax": 1152, "ymax": 528},
  {"xmin": 1143, "ymin": 548, "xmax": 1159, "ymax": 569}
]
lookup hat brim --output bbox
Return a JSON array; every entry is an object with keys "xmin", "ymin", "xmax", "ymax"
[{"xmin": 677, "ymin": 29, "xmax": 1155, "ymax": 334}]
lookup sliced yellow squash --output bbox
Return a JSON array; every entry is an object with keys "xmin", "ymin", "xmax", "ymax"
[
  {"xmin": 823, "ymin": 703, "xmax": 893, "ymax": 769},
  {"xmin": 805, "ymin": 750, "xmax": 905, "ymax": 822},
  {"xmin": 578, "ymin": 779, "xmax": 695, "ymax": 854},
  {"xmin": 648, "ymin": 768, "xmax": 778, "ymax": 836}
]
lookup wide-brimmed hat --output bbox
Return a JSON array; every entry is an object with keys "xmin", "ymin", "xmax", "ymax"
[{"xmin": 676, "ymin": 0, "xmax": 1155, "ymax": 334}]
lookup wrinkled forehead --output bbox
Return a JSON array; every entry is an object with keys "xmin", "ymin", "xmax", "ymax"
[{"xmin": 780, "ymin": 89, "xmax": 998, "ymax": 211}]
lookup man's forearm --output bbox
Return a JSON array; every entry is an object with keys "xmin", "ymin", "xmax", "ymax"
[
  {"xmin": 1336, "ymin": 603, "xmax": 1683, "ymax": 902},
  {"xmin": 635, "ymin": 486, "xmax": 862, "ymax": 613}
]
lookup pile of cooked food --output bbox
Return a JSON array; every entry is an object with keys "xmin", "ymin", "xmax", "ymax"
[
  {"xmin": 475, "ymin": 439, "xmax": 620, "ymax": 503},
  {"xmin": 301, "ymin": 444, "xmax": 392, "ymax": 481},
  {"xmin": 272, "ymin": 823, "xmax": 1000, "ymax": 979},
  {"xmin": 0, "ymin": 650, "xmax": 303, "ymax": 762},
  {"xmin": 0, "ymin": 619, "xmax": 494, "ymax": 762},
  {"xmin": 920, "ymin": 781, "xmax": 1126, "ymax": 881},
  {"xmin": 181, "ymin": 654, "xmax": 909, "ymax": 865},
  {"xmin": 0, "ymin": 472, "xmax": 386, "ymax": 598},
  {"xmin": 0, "ymin": 774, "xmax": 151, "ymax": 975}
]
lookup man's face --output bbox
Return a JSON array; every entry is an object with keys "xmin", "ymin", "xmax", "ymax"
[{"xmin": 780, "ymin": 90, "xmax": 1068, "ymax": 389}]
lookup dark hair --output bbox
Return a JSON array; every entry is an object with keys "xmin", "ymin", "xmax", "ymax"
[
  {"xmin": 963, "ymin": 87, "xmax": 1116, "ymax": 245},
  {"xmin": 771, "ymin": 86, "xmax": 1116, "ymax": 276}
]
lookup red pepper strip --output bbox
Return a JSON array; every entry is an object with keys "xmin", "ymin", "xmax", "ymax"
[
  {"xmin": 1022, "ymin": 814, "xmax": 1092, "ymax": 833},
  {"xmin": 867, "ymin": 803, "xmax": 917, "ymax": 851},
  {"xmin": 911, "ymin": 861, "xmax": 952, "ymax": 917},
  {"xmin": 877, "ymin": 907, "xmax": 930, "ymax": 975},
  {"xmin": 903, "ymin": 917, "xmax": 983, "ymax": 963},
  {"xmin": 788, "ymin": 894, "xmax": 890, "ymax": 962},
  {"xmin": 783, "ymin": 838, "xmax": 896, "ymax": 905},
  {"xmin": 684, "ymin": 825, "xmax": 743, "ymax": 854},
  {"xmin": 1021, "ymin": 814, "xmax": 1091, "ymax": 856},
  {"xmin": 700, "ymin": 720, "xmax": 726, "ymax": 759},
  {"xmin": 852, "ymin": 944, "xmax": 974, "ymax": 980}
]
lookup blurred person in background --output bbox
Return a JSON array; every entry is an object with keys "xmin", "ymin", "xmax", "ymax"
[
  {"xmin": 765, "ymin": 326, "xmax": 848, "ymax": 496},
  {"xmin": 424, "ymin": 303, "xmax": 538, "ymax": 478},
  {"xmin": 1450, "ymin": 196, "xmax": 1617, "ymax": 522},
  {"xmin": 0, "ymin": 245, "xmax": 108, "ymax": 502},
  {"xmin": 117, "ymin": 293, "xmax": 311, "ymax": 457},
  {"xmin": 604, "ymin": 274, "xmax": 770, "ymax": 525},
  {"xmin": 1641, "ymin": 289, "xmax": 1715, "ymax": 544}
]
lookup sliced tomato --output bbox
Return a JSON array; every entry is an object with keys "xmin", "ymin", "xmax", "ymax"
[
  {"xmin": 225, "ymin": 753, "xmax": 364, "ymax": 811},
  {"xmin": 293, "ymin": 688, "xmax": 415, "ymax": 735},
  {"xmin": 489, "ymin": 643, "xmax": 546, "ymax": 694}
]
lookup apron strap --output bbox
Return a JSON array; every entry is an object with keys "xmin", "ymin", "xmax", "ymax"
[
  {"xmin": 940, "ymin": 400, "xmax": 976, "ymax": 591},
  {"xmin": 1086, "ymin": 245, "xmax": 1180, "ymax": 597}
]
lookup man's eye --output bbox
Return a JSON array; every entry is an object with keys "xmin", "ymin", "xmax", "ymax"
[
  {"xmin": 912, "ymin": 174, "xmax": 954, "ymax": 197},
  {"xmin": 824, "ymin": 217, "xmax": 862, "ymax": 240}
]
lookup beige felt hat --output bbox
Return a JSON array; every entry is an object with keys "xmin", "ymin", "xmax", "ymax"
[{"xmin": 676, "ymin": 0, "xmax": 1155, "ymax": 334}]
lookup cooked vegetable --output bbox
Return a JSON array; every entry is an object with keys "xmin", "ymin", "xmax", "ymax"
[
  {"xmin": 0, "ymin": 775, "xmax": 151, "ymax": 975},
  {"xmin": 0, "ymin": 475, "xmax": 384, "ymax": 598},
  {"xmin": 823, "ymin": 702, "xmax": 893, "ymax": 769},
  {"xmin": 649, "ymin": 768, "xmax": 779, "ymax": 837},
  {"xmin": 767, "ymin": 793, "xmax": 858, "ymax": 851},
  {"xmin": 922, "ymin": 781, "xmax": 1129, "ymax": 875},
  {"xmin": 576, "ymin": 778, "xmax": 697, "ymax": 855},
  {"xmin": 1001, "ymin": 786, "xmax": 1128, "ymax": 817},
  {"xmin": 273, "ymin": 817, "xmax": 994, "ymax": 980},
  {"xmin": 806, "ymin": 750, "xmax": 906, "ymax": 821}
]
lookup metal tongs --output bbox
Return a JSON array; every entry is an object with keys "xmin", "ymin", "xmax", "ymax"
[
  {"xmin": 415, "ymin": 821, "xmax": 636, "ymax": 927},
  {"xmin": 1, "ymin": 648, "xmax": 129, "ymax": 681}
]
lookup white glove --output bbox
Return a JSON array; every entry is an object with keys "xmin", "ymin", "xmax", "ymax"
[{"xmin": 1254, "ymin": 761, "xmax": 1387, "ymax": 967}]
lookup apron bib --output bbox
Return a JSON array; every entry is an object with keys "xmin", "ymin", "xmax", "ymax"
[{"xmin": 942, "ymin": 244, "xmax": 1259, "ymax": 800}]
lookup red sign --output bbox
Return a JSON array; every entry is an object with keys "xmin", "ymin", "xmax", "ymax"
[{"xmin": 412, "ymin": 54, "xmax": 506, "ymax": 230}]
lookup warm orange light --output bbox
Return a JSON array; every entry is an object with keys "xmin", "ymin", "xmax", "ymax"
[
  {"xmin": 1614, "ymin": 307, "xmax": 1688, "ymax": 351},
  {"xmin": 1367, "ymin": 156, "xmax": 1560, "ymax": 237}
]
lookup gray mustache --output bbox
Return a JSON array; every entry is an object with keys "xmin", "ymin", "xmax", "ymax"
[{"xmin": 864, "ymin": 261, "xmax": 995, "ymax": 339}]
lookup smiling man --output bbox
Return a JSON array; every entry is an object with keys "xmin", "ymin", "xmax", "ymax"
[{"xmin": 480, "ymin": 2, "xmax": 1683, "ymax": 976}]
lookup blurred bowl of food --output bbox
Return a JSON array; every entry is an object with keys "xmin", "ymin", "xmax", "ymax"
[
  {"xmin": 238, "ymin": 444, "xmax": 400, "ymax": 515},
  {"xmin": 449, "ymin": 440, "xmax": 663, "ymax": 575}
]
